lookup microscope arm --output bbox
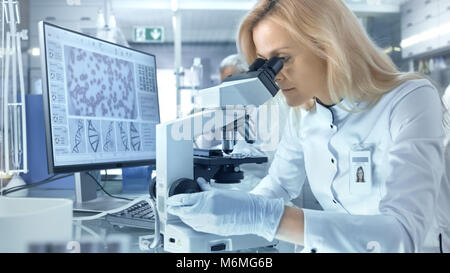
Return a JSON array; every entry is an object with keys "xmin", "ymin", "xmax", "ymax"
[{"xmin": 156, "ymin": 108, "xmax": 246, "ymax": 222}]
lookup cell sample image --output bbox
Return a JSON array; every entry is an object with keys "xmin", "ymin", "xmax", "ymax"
[
  {"xmin": 64, "ymin": 45, "xmax": 137, "ymax": 119},
  {"xmin": 116, "ymin": 121, "xmax": 130, "ymax": 152},
  {"xmin": 86, "ymin": 119, "xmax": 101, "ymax": 153},
  {"xmin": 101, "ymin": 120, "xmax": 116, "ymax": 152},
  {"xmin": 130, "ymin": 122, "xmax": 141, "ymax": 151},
  {"xmin": 69, "ymin": 119, "xmax": 86, "ymax": 153}
]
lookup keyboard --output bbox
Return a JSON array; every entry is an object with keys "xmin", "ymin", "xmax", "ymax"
[{"xmin": 106, "ymin": 200, "xmax": 155, "ymax": 230}]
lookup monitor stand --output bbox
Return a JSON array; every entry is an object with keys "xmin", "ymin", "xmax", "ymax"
[{"xmin": 73, "ymin": 171, "xmax": 129, "ymax": 213}]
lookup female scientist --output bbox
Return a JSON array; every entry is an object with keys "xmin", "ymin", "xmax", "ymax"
[{"xmin": 168, "ymin": 0, "xmax": 450, "ymax": 252}]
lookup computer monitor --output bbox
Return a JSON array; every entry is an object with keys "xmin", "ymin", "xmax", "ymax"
[{"xmin": 38, "ymin": 21, "xmax": 160, "ymax": 211}]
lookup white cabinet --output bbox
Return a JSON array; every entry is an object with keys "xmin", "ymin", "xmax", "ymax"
[
  {"xmin": 402, "ymin": 8, "xmax": 422, "ymax": 29},
  {"xmin": 403, "ymin": 43, "xmax": 419, "ymax": 58},
  {"xmin": 402, "ymin": 24, "xmax": 416, "ymax": 40},
  {"xmin": 439, "ymin": 5, "xmax": 450, "ymax": 24},
  {"xmin": 401, "ymin": 0, "xmax": 449, "ymax": 58},
  {"xmin": 439, "ymin": 0, "xmax": 450, "ymax": 15},
  {"xmin": 421, "ymin": 0, "xmax": 440, "ymax": 18},
  {"xmin": 438, "ymin": 3, "xmax": 450, "ymax": 49},
  {"xmin": 440, "ymin": 32, "xmax": 450, "ymax": 49},
  {"xmin": 402, "ymin": 0, "xmax": 440, "ymax": 26}
]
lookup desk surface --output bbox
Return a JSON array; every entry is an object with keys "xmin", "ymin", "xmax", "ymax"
[{"xmin": 25, "ymin": 180, "xmax": 296, "ymax": 253}]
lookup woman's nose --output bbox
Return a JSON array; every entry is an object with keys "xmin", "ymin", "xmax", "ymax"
[
  {"xmin": 275, "ymin": 70, "xmax": 285, "ymax": 85},
  {"xmin": 275, "ymin": 71, "xmax": 285, "ymax": 86}
]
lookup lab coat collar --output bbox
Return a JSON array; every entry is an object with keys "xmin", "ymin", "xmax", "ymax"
[
  {"xmin": 330, "ymin": 100, "xmax": 354, "ymax": 125},
  {"xmin": 309, "ymin": 98, "xmax": 333, "ymax": 125},
  {"xmin": 314, "ymin": 97, "xmax": 353, "ymax": 125}
]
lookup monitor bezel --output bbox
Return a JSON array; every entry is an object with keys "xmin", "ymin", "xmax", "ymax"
[{"xmin": 38, "ymin": 21, "xmax": 160, "ymax": 174}]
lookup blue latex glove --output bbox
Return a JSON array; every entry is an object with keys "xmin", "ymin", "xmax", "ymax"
[{"xmin": 167, "ymin": 178, "xmax": 285, "ymax": 241}]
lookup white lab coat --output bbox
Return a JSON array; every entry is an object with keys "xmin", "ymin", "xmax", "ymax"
[{"xmin": 251, "ymin": 79, "xmax": 450, "ymax": 253}]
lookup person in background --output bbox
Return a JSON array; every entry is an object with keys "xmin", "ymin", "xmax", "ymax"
[{"xmin": 219, "ymin": 54, "xmax": 249, "ymax": 82}]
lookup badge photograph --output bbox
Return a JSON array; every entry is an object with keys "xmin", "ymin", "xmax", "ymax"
[{"xmin": 349, "ymin": 149, "xmax": 372, "ymax": 195}]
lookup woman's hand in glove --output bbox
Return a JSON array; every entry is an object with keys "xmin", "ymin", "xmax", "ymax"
[{"xmin": 167, "ymin": 178, "xmax": 285, "ymax": 241}]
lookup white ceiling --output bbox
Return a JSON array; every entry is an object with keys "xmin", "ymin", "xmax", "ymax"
[{"xmin": 28, "ymin": 0, "xmax": 410, "ymax": 44}]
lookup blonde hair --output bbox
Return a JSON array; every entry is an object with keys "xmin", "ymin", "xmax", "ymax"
[{"xmin": 238, "ymin": 0, "xmax": 424, "ymax": 111}]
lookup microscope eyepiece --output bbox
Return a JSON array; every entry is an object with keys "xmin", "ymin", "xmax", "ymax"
[
  {"xmin": 248, "ymin": 58, "xmax": 266, "ymax": 72},
  {"xmin": 266, "ymin": 56, "xmax": 284, "ymax": 75},
  {"xmin": 221, "ymin": 56, "xmax": 282, "ymax": 96},
  {"xmin": 260, "ymin": 56, "xmax": 284, "ymax": 80}
]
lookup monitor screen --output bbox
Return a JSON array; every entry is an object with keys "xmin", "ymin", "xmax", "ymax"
[{"xmin": 39, "ymin": 21, "xmax": 160, "ymax": 173}]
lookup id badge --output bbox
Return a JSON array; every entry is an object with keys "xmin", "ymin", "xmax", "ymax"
[{"xmin": 349, "ymin": 145, "xmax": 372, "ymax": 195}]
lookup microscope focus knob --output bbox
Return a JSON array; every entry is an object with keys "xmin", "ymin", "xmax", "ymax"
[
  {"xmin": 149, "ymin": 176, "xmax": 157, "ymax": 200},
  {"xmin": 168, "ymin": 178, "xmax": 202, "ymax": 197}
]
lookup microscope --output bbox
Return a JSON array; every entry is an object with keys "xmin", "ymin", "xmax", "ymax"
[{"xmin": 155, "ymin": 57, "xmax": 284, "ymax": 253}]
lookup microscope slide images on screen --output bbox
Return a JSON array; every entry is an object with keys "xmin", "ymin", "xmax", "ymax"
[{"xmin": 40, "ymin": 21, "xmax": 160, "ymax": 172}]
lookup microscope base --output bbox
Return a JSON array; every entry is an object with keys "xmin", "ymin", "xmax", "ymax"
[{"xmin": 163, "ymin": 221, "xmax": 277, "ymax": 253}]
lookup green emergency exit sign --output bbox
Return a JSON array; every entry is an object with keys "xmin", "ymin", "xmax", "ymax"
[{"xmin": 134, "ymin": 27, "xmax": 164, "ymax": 43}]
